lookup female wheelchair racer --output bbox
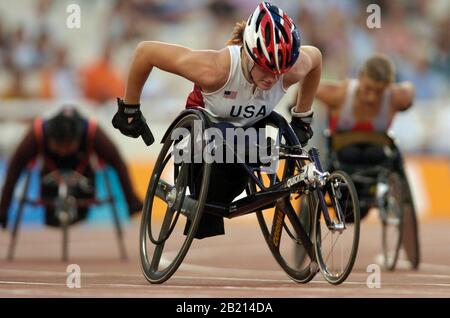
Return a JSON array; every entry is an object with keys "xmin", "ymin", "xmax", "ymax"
[{"xmin": 111, "ymin": 2, "xmax": 360, "ymax": 284}]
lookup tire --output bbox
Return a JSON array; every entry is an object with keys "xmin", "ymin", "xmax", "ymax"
[
  {"xmin": 252, "ymin": 119, "xmax": 317, "ymax": 283},
  {"xmin": 315, "ymin": 170, "xmax": 360, "ymax": 285},
  {"xmin": 139, "ymin": 113, "xmax": 211, "ymax": 284},
  {"xmin": 253, "ymin": 164, "xmax": 317, "ymax": 283},
  {"xmin": 401, "ymin": 179, "xmax": 420, "ymax": 270},
  {"xmin": 294, "ymin": 198, "xmax": 313, "ymax": 269},
  {"xmin": 381, "ymin": 172, "xmax": 404, "ymax": 271}
]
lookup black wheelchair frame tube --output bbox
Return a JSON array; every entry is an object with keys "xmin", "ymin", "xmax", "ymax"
[{"xmin": 308, "ymin": 147, "xmax": 341, "ymax": 228}]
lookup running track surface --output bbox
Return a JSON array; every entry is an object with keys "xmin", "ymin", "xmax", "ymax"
[{"xmin": 1, "ymin": 216, "xmax": 449, "ymax": 298}]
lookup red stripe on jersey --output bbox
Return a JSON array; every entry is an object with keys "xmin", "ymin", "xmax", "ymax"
[
  {"xmin": 329, "ymin": 115, "xmax": 376, "ymax": 133},
  {"xmin": 185, "ymin": 84, "xmax": 205, "ymax": 109},
  {"xmin": 329, "ymin": 116, "xmax": 338, "ymax": 133}
]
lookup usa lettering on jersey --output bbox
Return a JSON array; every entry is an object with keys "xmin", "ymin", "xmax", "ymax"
[{"xmin": 230, "ymin": 105, "xmax": 267, "ymax": 119}]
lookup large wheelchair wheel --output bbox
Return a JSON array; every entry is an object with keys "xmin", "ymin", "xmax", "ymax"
[
  {"xmin": 139, "ymin": 112, "xmax": 211, "ymax": 284},
  {"xmin": 315, "ymin": 170, "xmax": 360, "ymax": 285},
  {"xmin": 251, "ymin": 117, "xmax": 317, "ymax": 283},
  {"xmin": 380, "ymin": 172, "xmax": 404, "ymax": 271},
  {"xmin": 401, "ymin": 175, "xmax": 420, "ymax": 269}
]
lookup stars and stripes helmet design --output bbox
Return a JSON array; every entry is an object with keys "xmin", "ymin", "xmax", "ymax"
[{"xmin": 243, "ymin": 2, "xmax": 301, "ymax": 75}]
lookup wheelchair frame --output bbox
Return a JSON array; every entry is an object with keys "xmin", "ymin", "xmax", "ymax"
[
  {"xmin": 140, "ymin": 109, "xmax": 361, "ymax": 284},
  {"xmin": 324, "ymin": 129, "xmax": 420, "ymax": 269},
  {"xmin": 6, "ymin": 159, "xmax": 127, "ymax": 262}
]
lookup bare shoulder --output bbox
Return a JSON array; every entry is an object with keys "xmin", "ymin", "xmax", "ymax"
[
  {"xmin": 284, "ymin": 45, "xmax": 322, "ymax": 85},
  {"xmin": 137, "ymin": 41, "xmax": 231, "ymax": 91},
  {"xmin": 294, "ymin": 46, "xmax": 321, "ymax": 75},
  {"xmin": 301, "ymin": 46, "xmax": 322, "ymax": 63},
  {"xmin": 189, "ymin": 47, "xmax": 231, "ymax": 92},
  {"xmin": 209, "ymin": 47, "xmax": 231, "ymax": 87},
  {"xmin": 391, "ymin": 81, "xmax": 415, "ymax": 111}
]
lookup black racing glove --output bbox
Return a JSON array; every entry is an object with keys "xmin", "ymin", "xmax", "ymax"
[
  {"xmin": 290, "ymin": 109, "xmax": 314, "ymax": 147},
  {"xmin": 112, "ymin": 98, "xmax": 155, "ymax": 146}
]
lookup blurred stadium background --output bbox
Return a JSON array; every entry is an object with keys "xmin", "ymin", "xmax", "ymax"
[{"xmin": 0, "ymin": 0, "xmax": 449, "ymax": 226}]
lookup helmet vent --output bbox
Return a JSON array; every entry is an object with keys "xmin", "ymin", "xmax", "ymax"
[
  {"xmin": 256, "ymin": 38, "xmax": 263, "ymax": 56},
  {"xmin": 276, "ymin": 21, "xmax": 289, "ymax": 43},
  {"xmin": 255, "ymin": 10, "xmax": 265, "ymax": 33},
  {"xmin": 264, "ymin": 23, "xmax": 271, "ymax": 46}
]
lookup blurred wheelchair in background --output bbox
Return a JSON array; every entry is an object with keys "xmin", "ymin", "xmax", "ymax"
[
  {"xmin": 6, "ymin": 159, "xmax": 127, "ymax": 262},
  {"xmin": 324, "ymin": 130, "xmax": 420, "ymax": 270}
]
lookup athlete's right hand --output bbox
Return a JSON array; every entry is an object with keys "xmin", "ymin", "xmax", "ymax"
[{"xmin": 112, "ymin": 98, "xmax": 155, "ymax": 146}]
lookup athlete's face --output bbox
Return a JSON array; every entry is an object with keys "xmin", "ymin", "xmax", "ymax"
[
  {"xmin": 48, "ymin": 139, "xmax": 80, "ymax": 157},
  {"xmin": 251, "ymin": 64, "xmax": 280, "ymax": 90},
  {"xmin": 358, "ymin": 75, "xmax": 389, "ymax": 107}
]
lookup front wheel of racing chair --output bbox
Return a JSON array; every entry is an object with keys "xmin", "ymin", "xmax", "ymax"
[
  {"xmin": 139, "ymin": 110, "xmax": 211, "ymax": 284},
  {"xmin": 314, "ymin": 170, "xmax": 360, "ymax": 284},
  {"xmin": 249, "ymin": 113, "xmax": 360, "ymax": 284}
]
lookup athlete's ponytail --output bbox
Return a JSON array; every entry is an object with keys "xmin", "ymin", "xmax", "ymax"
[{"xmin": 226, "ymin": 21, "xmax": 246, "ymax": 46}]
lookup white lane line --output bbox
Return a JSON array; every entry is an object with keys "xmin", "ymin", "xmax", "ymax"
[
  {"xmin": 0, "ymin": 281, "xmax": 448, "ymax": 298},
  {"xmin": 174, "ymin": 275, "xmax": 292, "ymax": 283},
  {"xmin": 0, "ymin": 281, "xmax": 66, "ymax": 286},
  {"xmin": 0, "ymin": 268, "xmax": 141, "ymax": 278},
  {"xmin": 2, "ymin": 261, "xmax": 450, "ymax": 285},
  {"xmin": 403, "ymin": 274, "xmax": 450, "ymax": 279},
  {"xmin": 2, "ymin": 275, "xmax": 450, "ymax": 289}
]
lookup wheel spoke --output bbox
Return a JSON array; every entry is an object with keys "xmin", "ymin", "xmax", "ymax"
[
  {"xmin": 150, "ymin": 205, "xmax": 175, "ymax": 271},
  {"xmin": 324, "ymin": 231, "xmax": 341, "ymax": 265}
]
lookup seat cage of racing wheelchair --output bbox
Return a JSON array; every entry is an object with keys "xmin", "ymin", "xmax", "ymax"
[
  {"xmin": 325, "ymin": 130, "xmax": 401, "ymax": 208},
  {"xmin": 6, "ymin": 156, "xmax": 128, "ymax": 262},
  {"xmin": 161, "ymin": 109, "xmax": 324, "ymax": 225}
]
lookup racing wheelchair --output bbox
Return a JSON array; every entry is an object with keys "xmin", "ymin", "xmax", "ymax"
[
  {"xmin": 324, "ymin": 130, "xmax": 420, "ymax": 270},
  {"xmin": 6, "ymin": 159, "xmax": 127, "ymax": 261},
  {"xmin": 138, "ymin": 108, "xmax": 361, "ymax": 285}
]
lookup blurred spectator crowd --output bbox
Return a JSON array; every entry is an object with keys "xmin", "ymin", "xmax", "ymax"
[
  {"xmin": 0, "ymin": 0, "xmax": 448, "ymax": 104},
  {"xmin": 0, "ymin": 0, "xmax": 449, "ymax": 156}
]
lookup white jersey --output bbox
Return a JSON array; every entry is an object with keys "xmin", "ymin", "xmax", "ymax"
[
  {"xmin": 333, "ymin": 79, "xmax": 392, "ymax": 132},
  {"xmin": 188, "ymin": 45, "xmax": 287, "ymax": 127}
]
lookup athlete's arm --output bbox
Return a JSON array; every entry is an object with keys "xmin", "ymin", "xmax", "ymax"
[
  {"xmin": 284, "ymin": 45, "xmax": 322, "ymax": 113},
  {"xmin": 392, "ymin": 81, "xmax": 415, "ymax": 112},
  {"xmin": 0, "ymin": 128, "xmax": 38, "ymax": 226},
  {"xmin": 316, "ymin": 80, "xmax": 346, "ymax": 111},
  {"xmin": 124, "ymin": 41, "xmax": 228, "ymax": 104}
]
